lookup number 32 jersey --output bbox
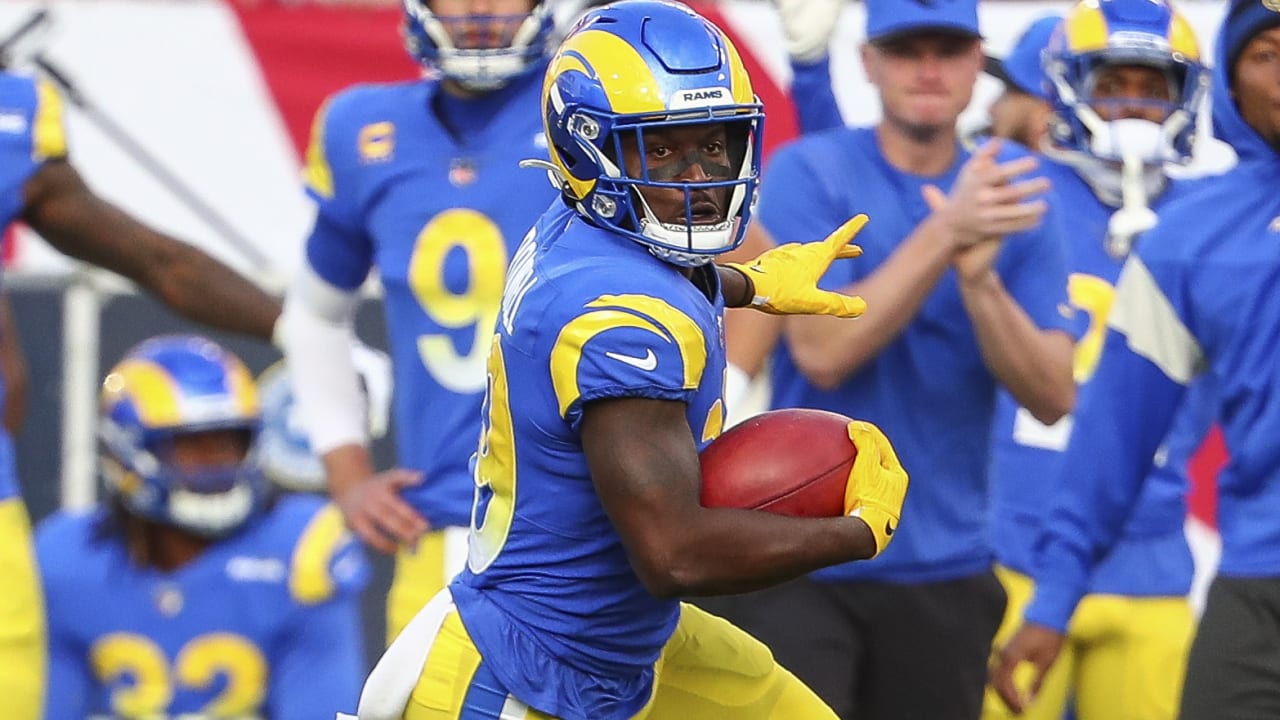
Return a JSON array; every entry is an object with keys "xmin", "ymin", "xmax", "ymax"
[
  {"xmin": 301, "ymin": 69, "xmax": 556, "ymax": 528},
  {"xmin": 36, "ymin": 495, "xmax": 368, "ymax": 719}
]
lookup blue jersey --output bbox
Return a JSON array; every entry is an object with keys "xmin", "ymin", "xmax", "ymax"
[
  {"xmin": 1025, "ymin": 28, "xmax": 1280, "ymax": 629},
  {"xmin": 450, "ymin": 204, "xmax": 727, "ymax": 720},
  {"xmin": 989, "ymin": 165, "xmax": 1214, "ymax": 623},
  {"xmin": 789, "ymin": 57, "xmax": 844, "ymax": 136},
  {"xmin": 0, "ymin": 71, "xmax": 63, "ymax": 501},
  {"xmin": 763, "ymin": 127, "xmax": 1070, "ymax": 583},
  {"xmin": 0, "ymin": 71, "xmax": 64, "ymax": 231},
  {"xmin": 38, "ymin": 494, "xmax": 368, "ymax": 720},
  {"xmin": 301, "ymin": 67, "xmax": 557, "ymax": 528}
]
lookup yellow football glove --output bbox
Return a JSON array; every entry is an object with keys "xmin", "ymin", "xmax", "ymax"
[
  {"xmin": 844, "ymin": 420, "xmax": 909, "ymax": 558},
  {"xmin": 726, "ymin": 214, "xmax": 870, "ymax": 318}
]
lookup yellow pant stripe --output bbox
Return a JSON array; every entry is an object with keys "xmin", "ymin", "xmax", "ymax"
[{"xmin": 0, "ymin": 499, "xmax": 45, "ymax": 720}]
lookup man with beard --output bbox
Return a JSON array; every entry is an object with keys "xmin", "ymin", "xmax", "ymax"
[{"xmin": 703, "ymin": 0, "xmax": 1075, "ymax": 717}]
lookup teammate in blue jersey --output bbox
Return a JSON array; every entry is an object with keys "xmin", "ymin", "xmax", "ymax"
[
  {"xmin": 993, "ymin": 0, "xmax": 1280, "ymax": 716},
  {"xmin": 278, "ymin": 0, "xmax": 566, "ymax": 644},
  {"xmin": 983, "ymin": 2, "xmax": 1218, "ymax": 718},
  {"xmin": 706, "ymin": 0, "xmax": 1075, "ymax": 717},
  {"xmin": 343, "ymin": 3, "xmax": 910, "ymax": 719},
  {"xmin": 0, "ymin": 68, "xmax": 284, "ymax": 718},
  {"xmin": 37, "ymin": 335, "xmax": 368, "ymax": 719}
]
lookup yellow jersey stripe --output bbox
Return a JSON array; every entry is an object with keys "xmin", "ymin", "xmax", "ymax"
[
  {"xmin": 32, "ymin": 79, "xmax": 67, "ymax": 161},
  {"xmin": 288, "ymin": 503, "xmax": 349, "ymax": 605}
]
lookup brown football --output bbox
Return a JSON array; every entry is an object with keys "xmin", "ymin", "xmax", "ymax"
[{"xmin": 700, "ymin": 408, "xmax": 855, "ymax": 518}]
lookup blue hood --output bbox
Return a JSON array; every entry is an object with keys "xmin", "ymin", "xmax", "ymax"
[{"xmin": 1212, "ymin": 1, "xmax": 1280, "ymax": 166}]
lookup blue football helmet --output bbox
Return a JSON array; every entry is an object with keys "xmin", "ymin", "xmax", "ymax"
[
  {"xmin": 99, "ymin": 335, "xmax": 265, "ymax": 538},
  {"xmin": 1044, "ymin": 0, "xmax": 1208, "ymax": 165},
  {"xmin": 539, "ymin": 0, "xmax": 764, "ymax": 267},
  {"xmin": 402, "ymin": 0, "xmax": 555, "ymax": 91},
  {"xmin": 255, "ymin": 361, "xmax": 325, "ymax": 494}
]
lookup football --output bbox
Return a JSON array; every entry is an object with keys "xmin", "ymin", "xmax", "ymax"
[{"xmin": 700, "ymin": 408, "xmax": 856, "ymax": 518}]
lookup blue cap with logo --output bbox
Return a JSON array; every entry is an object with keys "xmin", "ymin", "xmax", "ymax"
[
  {"xmin": 985, "ymin": 15, "xmax": 1061, "ymax": 100},
  {"xmin": 866, "ymin": 0, "xmax": 982, "ymax": 44}
]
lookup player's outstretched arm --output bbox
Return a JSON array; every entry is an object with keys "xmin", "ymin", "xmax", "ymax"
[
  {"xmin": 582, "ymin": 395, "xmax": 878, "ymax": 598},
  {"xmin": 773, "ymin": 0, "xmax": 846, "ymax": 135},
  {"xmin": 716, "ymin": 223, "xmax": 783, "ymax": 415},
  {"xmin": 722, "ymin": 214, "xmax": 869, "ymax": 317},
  {"xmin": 21, "ymin": 160, "xmax": 281, "ymax": 340}
]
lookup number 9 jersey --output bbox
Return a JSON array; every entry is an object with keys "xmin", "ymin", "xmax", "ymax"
[{"xmin": 300, "ymin": 67, "xmax": 557, "ymax": 530}]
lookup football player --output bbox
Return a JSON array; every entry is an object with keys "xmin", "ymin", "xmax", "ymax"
[
  {"xmin": 37, "ymin": 335, "xmax": 367, "ymax": 719},
  {"xmin": 344, "ymin": 3, "xmax": 909, "ymax": 719},
  {"xmin": 0, "ymin": 66, "xmax": 283, "ymax": 718},
  {"xmin": 277, "ymin": 0, "xmax": 565, "ymax": 645},
  {"xmin": 701, "ymin": 0, "xmax": 1075, "ymax": 716},
  {"xmin": 988, "ymin": 1, "xmax": 1280, "ymax": 718}
]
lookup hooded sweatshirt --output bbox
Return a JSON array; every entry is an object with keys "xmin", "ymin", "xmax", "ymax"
[{"xmin": 1025, "ymin": 3, "xmax": 1280, "ymax": 631}]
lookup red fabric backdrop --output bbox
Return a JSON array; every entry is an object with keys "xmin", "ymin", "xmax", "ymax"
[{"xmin": 228, "ymin": 2, "xmax": 800, "ymax": 162}]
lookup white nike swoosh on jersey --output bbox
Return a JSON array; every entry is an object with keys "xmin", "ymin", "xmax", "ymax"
[{"xmin": 604, "ymin": 348, "xmax": 658, "ymax": 371}]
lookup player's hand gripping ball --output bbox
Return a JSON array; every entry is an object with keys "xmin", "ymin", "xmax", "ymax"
[
  {"xmin": 700, "ymin": 409, "xmax": 908, "ymax": 557},
  {"xmin": 700, "ymin": 408, "xmax": 857, "ymax": 518}
]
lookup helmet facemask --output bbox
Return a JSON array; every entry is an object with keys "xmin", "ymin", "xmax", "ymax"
[
  {"xmin": 102, "ymin": 424, "xmax": 264, "ymax": 539},
  {"xmin": 98, "ymin": 335, "xmax": 266, "ymax": 540},
  {"xmin": 537, "ymin": 0, "xmax": 766, "ymax": 265},
  {"xmin": 402, "ymin": 0, "xmax": 553, "ymax": 92},
  {"xmin": 1044, "ymin": 1, "xmax": 1208, "ymax": 255},
  {"xmin": 558, "ymin": 103, "xmax": 762, "ymax": 267}
]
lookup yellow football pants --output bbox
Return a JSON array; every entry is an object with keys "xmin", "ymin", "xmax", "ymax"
[
  {"xmin": 387, "ymin": 527, "xmax": 469, "ymax": 645},
  {"xmin": 400, "ymin": 599, "xmax": 836, "ymax": 719},
  {"xmin": 982, "ymin": 565, "xmax": 1193, "ymax": 720},
  {"xmin": 0, "ymin": 498, "xmax": 45, "ymax": 720}
]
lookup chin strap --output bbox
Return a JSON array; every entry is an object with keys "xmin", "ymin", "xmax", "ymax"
[
  {"xmin": 1105, "ymin": 149, "xmax": 1159, "ymax": 260},
  {"xmin": 518, "ymin": 158, "xmax": 569, "ymax": 192}
]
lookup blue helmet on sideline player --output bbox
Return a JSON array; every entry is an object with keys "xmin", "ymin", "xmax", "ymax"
[
  {"xmin": 1044, "ymin": 0, "xmax": 1208, "ymax": 166},
  {"xmin": 402, "ymin": 0, "xmax": 556, "ymax": 91},
  {"xmin": 255, "ymin": 361, "xmax": 326, "ymax": 494},
  {"xmin": 539, "ymin": 0, "xmax": 764, "ymax": 267},
  {"xmin": 98, "ymin": 335, "xmax": 266, "ymax": 538},
  {"xmin": 255, "ymin": 351, "xmax": 391, "ymax": 494}
]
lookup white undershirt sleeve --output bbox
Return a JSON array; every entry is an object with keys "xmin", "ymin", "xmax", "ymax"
[{"xmin": 278, "ymin": 264, "xmax": 367, "ymax": 455}]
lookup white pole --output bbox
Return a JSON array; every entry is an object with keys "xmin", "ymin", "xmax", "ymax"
[{"xmin": 60, "ymin": 268, "xmax": 102, "ymax": 510}]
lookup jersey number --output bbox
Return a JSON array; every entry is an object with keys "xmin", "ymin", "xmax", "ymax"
[
  {"xmin": 1012, "ymin": 273, "xmax": 1116, "ymax": 450},
  {"xmin": 90, "ymin": 632, "xmax": 267, "ymax": 717},
  {"xmin": 1069, "ymin": 272, "xmax": 1117, "ymax": 383},
  {"xmin": 408, "ymin": 209, "xmax": 509, "ymax": 394},
  {"xmin": 468, "ymin": 335, "xmax": 517, "ymax": 573}
]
